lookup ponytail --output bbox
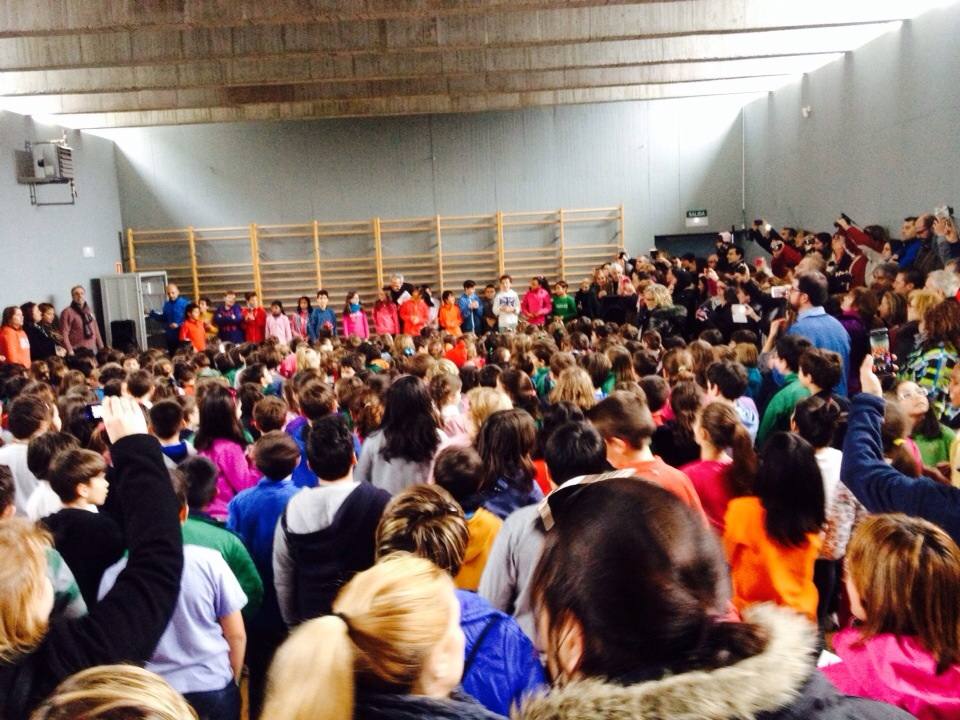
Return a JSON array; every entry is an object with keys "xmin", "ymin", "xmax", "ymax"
[
  {"xmin": 687, "ymin": 618, "xmax": 770, "ymax": 671},
  {"xmin": 699, "ymin": 402, "xmax": 756, "ymax": 496},
  {"xmin": 263, "ymin": 615, "xmax": 355, "ymax": 720}
]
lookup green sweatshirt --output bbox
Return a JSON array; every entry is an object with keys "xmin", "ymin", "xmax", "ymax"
[
  {"xmin": 552, "ymin": 294, "xmax": 577, "ymax": 323},
  {"xmin": 757, "ymin": 373, "xmax": 811, "ymax": 446}
]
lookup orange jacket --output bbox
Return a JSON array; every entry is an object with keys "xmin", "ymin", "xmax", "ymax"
[
  {"xmin": 399, "ymin": 299, "xmax": 429, "ymax": 336},
  {"xmin": 723, "ymin": 496, "xmax": 821, "ymax": 621},
  {"xmin": 179, "ymin": 317, "xmax": 207, "ymax": 352},
  {"xmin": 0, "ymin": 326, "xmax": 31, "ymax": 367},
  {"xmin": 438, "ymin": 303, "xmax": 463, "ymax": 336},
  {"xmin": 454, "ymin": 507, "xmax": 502, "ymax": 591}
]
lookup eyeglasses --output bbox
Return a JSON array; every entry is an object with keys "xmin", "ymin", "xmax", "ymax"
[{"xmin": 897, "ymin": 388, "xmax": 928, "ymax": 400}]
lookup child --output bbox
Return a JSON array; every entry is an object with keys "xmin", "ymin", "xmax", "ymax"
[
  {"xmin": 399, "ymin": 287, "xmax": 429, "ymax": 336},
  {"xmin": 520, "ymin": 276, "xmax": 551, "ymax": 327},
  {"xmin": 429, "ymin": 372, "xmax": 467, "ymax": 440},
  {"xmin": 179, "ymin": 302, "xmax": 207, "ymax": 352},
  {"xmin": 265, "ymin": 300, "xmax": 293, "ymax": 345},
  {"xmin": 681, "ymin": 401, "xmax": 756, "ymax": 534},
  {"xmin": 824, "ymin": 514, "xmax": 960, "ymax": 719},
  {"xmin": 341, "ymin": 291, "xmax": 369, "ymax": 339},
  {"xmin": 252, "ymin": 395, "xmax": 288, "ymax": 435},
  {"xmin": 433, "ymin": 446, "xmax": 502, "ymax": 591},
  {"xmin": 0, "ymin": 394, "xmax": 53, "ymax": 514},
  {"xmin": 552, "ymin": 280, "xmax": 577, "ymax": 323},
  {"xmin": 493, "ymin": 274, "xmax": 520, "ymax": 332},
  {"xmin": 273, "ymin": 415, "xmax": 391, "ymax": 626},
  {"xmin": 438, "ymin": 290, "xmax": 463, "ymax": 336},
  {"xmin": 705, "ymin": 359, "xmax": 760, "ymax": 442},
  {"xmin": 475, "ymin": 408, "xmax": 542, "ymax": 520},
  {"xmin": 288, "ymin": 378, "xmax": 338, "ymax": 488},
  {"xmin": 308, "ymin": 289, "xmax": 338, "ymax": 340},
  {"xmin": 481, "ymin": 283, "xmax": 499, "ymax": 331},
  {"xmin": 199, "ymin": 296, "xmax": 219, "ymax": 343},
  {"xmin": 587, "ymin": 391, "xmax": 705, "ymax": 515},
  {"xmin": 242, "ymin": 292, "xmax": 267, "ymax": 344},
  {"xmin": 214, "ymin": 291, "xmax": 244, "ymax": 344},
  {"xmin": 723, "ymin": 432, "xmax": 824, "ymax": 621},
  {"xmin": 149, "ymin": 399, "xmax": 196, "ymax": 466},
  {"xmin": 99, "ymin": 470, "xmax": 247, "ymax": 720},
  {"xmin": 757, "ymin": 334, "xmax": 813, "ymax": 444},
  {"xmin": 25, "ymin": 431, "xmax": 79, "ymax": 520},
  {"xmin": 457, "ymin": 280, "xmax": 484, "ymax": 334},
  {"xmin": 289, "ymin": 296, "xmax": 311, "ymax": 340},
  {"xmin": 372, "ymin": 286, "xmax": 400, "ymax": 336},
  {"xmin": 43, "ymin": 448, "xmax": 125, "ymax": 606},
  {"xmin": 894, "ymin": 379, "xmax": 956, "ymax": 470}
]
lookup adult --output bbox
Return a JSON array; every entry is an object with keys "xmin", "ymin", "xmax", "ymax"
[
  {"xmin": 60, "ymin": 285, "xmax": 103, "ymax": 354},
  {"xmin": 912, "ymin": 214, "xmax": 943, "ymax": 276},
  {"xmin": 148, "ymin": 283, "xmax": 190, "ymax": 354},
  {"xmin": 636, "ymin": 283, "xmax": 687, "ymax": 339},
  {"xmin": 0, "ymin": 306, "xmax": 31, "ymax": 368},
  {"xmin": 838, "ymin": 287, "xmax": 880, "ymax": 396},
  {"xmin": 213, "ymin": 291, "xmax": 244, "ymax": 344},
  {"xmin": 515, "ymin": 477, "xmax": 909, "ymax": 720},
  {"xmin": 784, "ymin": 271, "xmax": 851, "ymax": 396},
  {"xmin": 841, "ymin": 356, "xmax": 960, "ymax": 545},
  {"xmin": 897, "ymin": 216, "xmax": 920, "ymax": 268},
  {"xmin": 21, "ymin": 302, "xmax": 60, "ymax": 361},
  {"xmin": 388, "ymin": 273, "xmax": 414, "ymax": 305}
]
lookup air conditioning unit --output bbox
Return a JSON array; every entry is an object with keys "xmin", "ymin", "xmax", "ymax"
[{"xmin": 16, "ymin": 139, "xmax": 74, "ymax": 185}]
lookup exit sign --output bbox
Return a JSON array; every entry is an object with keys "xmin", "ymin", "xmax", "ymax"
[{"xmin": 685, "ymin": 209, "xmax": 708, "ymax": 228}]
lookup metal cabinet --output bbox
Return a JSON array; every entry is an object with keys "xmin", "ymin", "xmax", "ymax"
[{"xmin": 96, "ymin": 272, "xmax": 168, "ymax": 351}]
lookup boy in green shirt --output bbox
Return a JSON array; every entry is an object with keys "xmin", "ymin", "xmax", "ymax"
[
  {"xmin": 552, "ymin": 280, "xmax": 578, "ymax": 323},
  {"xmin": 757, "ymin": 334, "xmax": 813, "ymax": 445}
]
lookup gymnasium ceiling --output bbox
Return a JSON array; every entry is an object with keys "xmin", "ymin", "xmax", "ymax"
[{"xmin": 0, "ymin": 0, "xmax": 950, "ymax": 128}]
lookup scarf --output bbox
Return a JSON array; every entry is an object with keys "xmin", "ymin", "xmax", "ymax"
[{"xmin": 70, "ymin": 301, "xmax": 95, "ymax": 339}]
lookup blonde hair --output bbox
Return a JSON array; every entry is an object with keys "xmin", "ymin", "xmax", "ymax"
[
  {"xmin": 262, "ymin": 556, "xmax": 455, "ymax": 720},
  {"xmin": 426, "ymin": 358, "xmax": 459, "ymax": 381},
  {"xmin": 643, "ymin": 283, "xmax": 673, "ymax": 309},
  {"xmin": 376, "ymin": 485, "xmax": 468, "ymax": 576},
  {"xmin": 846, "ymin": 513, "xmax": 960, "ymax": 673},
  {"xmin": 296, "ymin": 346, "xmax": 321, "ymax": 372},
  {"xmin": 734, "ymin": 342, "xmax": 758, "ymax": 369},
  {"xmin": 908, "ymin": 289, "xmax": 941, "ymax": 322},
  {"xmin": 0, "ymin": 518, "xmax": 51, "ymax": 662},
  {"xmin": 549, "ymin": 366, "xmax": 596, "ymax": 410},
  {"xmin": 464, "ymin": 387, "xmax": 512, "ymax": 437},
  {"xmin": 30, "ymin": 664, "xmax": 197, "ymax": 720}
]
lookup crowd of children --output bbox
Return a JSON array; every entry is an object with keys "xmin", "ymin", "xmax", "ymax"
[{"xmin": 2, "ymin": 209, "xmax": 960, "ymax": 719}]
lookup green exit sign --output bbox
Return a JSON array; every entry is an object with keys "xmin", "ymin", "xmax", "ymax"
[{"xmin": 686, "ymin": 209, "xmax": 708, "ymax": 218}]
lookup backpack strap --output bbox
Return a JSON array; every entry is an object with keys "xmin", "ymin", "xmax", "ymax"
[{"xmin": 463, "ymin": 614, "xmax": 504, "ymax": 677}]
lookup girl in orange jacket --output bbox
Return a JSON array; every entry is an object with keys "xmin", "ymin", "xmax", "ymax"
[{"xmin": 437, "ymin": 291, "xmax": 463, "ymax": 336}]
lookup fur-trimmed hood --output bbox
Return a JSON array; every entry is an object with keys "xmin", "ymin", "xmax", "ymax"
[{"xmin": 514, "ymin": 604, "xmax": 817, "ymax": 720}]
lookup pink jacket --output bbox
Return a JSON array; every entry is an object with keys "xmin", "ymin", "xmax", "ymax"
[
  {"xmin": 373, "ymin": 302, "xmax": 400, "ymax": 335},
  {"xmin": 343, "ymin": 310, "xmax": 370, "ymax": 339},
  {"xmin": 290, "ymin": 310, "xmax": 310, "ymax": 339},
  {"xmin": 198, "ymin": 438, "xmax": 262, "ymax": 520},
  {"xmin": 823, "ymin": 629, "xmax": 960, "ymax": 720},
  {"xmin": 265, "ymin": 313, "xmax": 293, "ymax": 345},
  {"xmin": 521, "ymin": 287, "xmax": 552, "ymax": 326}
]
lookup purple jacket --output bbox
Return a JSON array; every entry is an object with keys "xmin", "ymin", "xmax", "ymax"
[
  {"xmin": 824, "ymin": 628, "xmax": 960, "ymax": 720},
  {"xmin": 199, "ymin": 438, "xmax": 261, "ymax": 520}
]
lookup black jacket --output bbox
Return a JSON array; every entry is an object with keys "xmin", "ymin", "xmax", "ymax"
[
  {"xmin": 356, "ymin": 689, "xmax": 505, "ymax": 720},
  {"xmin": 24, "ymin": 323, "xmax": 58, "ymax": 361},
  {"xmin": 42, "ymin": 508, "xmax": 125, "ymax": 607},
  {"xmin": 0, "ymin": 435, "xmax": 183, "ymax": 718}
]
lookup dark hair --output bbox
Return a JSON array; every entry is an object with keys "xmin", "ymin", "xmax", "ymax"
[
  {"xmin": 796, "ymin": 272, "xmax": 829, "ymax": 307},
  {"xmin": 774, "ymin": 334, "xmax": 812, "ymax": 373},
  {"xmin": 793, "ymin": 395, "xmax": 842, "ymax": 449},
  {"xmin": 897, "ymin": 268, "xmax": 925, "ymax": 291},
  {"xmin": 49, "ymin": 448, "xmax": 107, "ymax": 503},
  {"xmin": 755, "ymin": 433, "xmax": 825, "ymax": 547},
  {"xmin": 307, "ymin": 414, "xmax": 356, "ymax": 480},
  {"xmin": 8, "ymin": 394, "xmax": 52, "ymax": 440},
  {"xmin": 299, "ymin": 379, "xmax": 337, "ymax": 422},
  {"xmin": 126, "ymin": 370, "xmax": 154, "ymax": 399},
  {"xmin": 0, "ymin": 465, "xmax": 12, "ymax": 510},
  {"xmin": 532, "ymin": 478, "xmax": 768, "ymax": 681},
  {"xmin": 922, "ymin": 298, "xmax": 960, "ymax": 349},
  {"xmin": 698, "ymin": 402, "xmax": 756, "ymax": 496},
  {"xmin": 476, "ymin": 408, "xmax": 536, "ymax": 495},
  {"xmin": 478, "ymin": 364, "xmax": 502, "ymax": 388},
  {"xmin": 238, "ymin": 363, "xmax": 267, "ymax": 388},
  {"xmin": 379, "ymin": 376, "xmax": 440, "ymax": 464},
  {"xmin": 149, "ymin": 399, "xmax": 184, "ymax": 440},
  {"xmin": 193, "ymin": 384, "xmax": 247, "ymax": 451},
  {"xmin": 463, "ymin": 280, "xmax": 476, "ymax": 290},
  {"xmin": 705, "ymin": 361, "xmax": 748, "ymax": 400},
  {"xmin": 798, "ymin": 348, "xmax": 843, "ymax": 392},
  {"xmin": 178, "ymin": 455, "xmax": 219, "ymax": 509},
  {"xmin": 587, "ymin": 390, "xmax": 657, "ymax": 449},
  {"xmin": 433, "ymin": 445, "xmax": 484, "ymax": 511},
  {"xmin": 545, "ymin": 421, "xmax": 608, "ymax": 486},
  {"xmin": 254, "ymin": 430, "xmax": 301, "ymax": 480},
  {"xmin": 27, "ymin": 432, "xmax": 80, "ymax": 481},
  {"xmin": 428, "ymin": 373, "xmax": 462, "ymax": 408},
  {"xmin": 253, "ymin": 395, "xmax": 288, "ymax": 433},
  {"xmin": 498, "ymin": 368, "xmax": 540, "ymax": 420},
  {"xmin": 637, "ymin": 375, "xmax": 669, "ymax": 413},
  {"xmin": 534, "ymin": 401, "xmax": 585, "ymax": 461},
  {"xmin": 580, "ymin": 352, "xmax": 612, "ymax": 390}
]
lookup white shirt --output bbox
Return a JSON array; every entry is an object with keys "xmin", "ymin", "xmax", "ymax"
[
  {"xmin": 26, "ymin": 480, "xmax": 62, "ymax": 520},
  {"xmin": 0, "ymin": 442, "xmax": 38, "ymax": 515}
]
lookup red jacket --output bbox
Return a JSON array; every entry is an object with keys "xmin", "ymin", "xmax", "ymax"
[
  {"xmin": 772, "ymin": 245, "xmax": 803, "ymax": 279},
  {"xmin": 242, "ymin": 306, "xmax": 266, "ymax": 344},
  {"xmin": 0, "ymin": 326, "xmax": 31, "ymax": 367}
]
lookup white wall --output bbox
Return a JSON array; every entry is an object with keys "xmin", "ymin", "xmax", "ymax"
[
  {"xmin": 0, "ymin": 111, "xmax": 123, "ymax": 309},
  {"xmin": 99, "ymin": 94, "xmax": 751, "ymax": 256},
  {"xmin": 744, "ymin": 4, "xmax": 960, "ymax": 234}
]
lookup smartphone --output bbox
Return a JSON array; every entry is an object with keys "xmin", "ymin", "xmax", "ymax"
[
  {"xmin": 83, "ymin": 403, "xmax": 104, "ymax": 421},
  {"xmin": 870, "ymin": 328, "xmax": 894, "ymax": 375},
  {"xmin": 770, "ymin": 285, "xmax": 789, "ymax": 299},
  {"xmin": 731, "ymin": 304, "xmax": 749, "ymax": 323}
]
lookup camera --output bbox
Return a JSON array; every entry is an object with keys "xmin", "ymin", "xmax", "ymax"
[
  {"xmin": 770, "ymin": 239, "xmax": 784, "ymax": 252},
  {"xmin": 935, "ymin": 205, "xmax": 955, "ymax": 220}
]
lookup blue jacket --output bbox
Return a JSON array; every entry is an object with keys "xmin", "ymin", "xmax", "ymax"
[
  {"xmin": 457, "ymin": 292, "xmax": 485, "ymax": 334},
  {"xmin": 898, "ymin": 239, "xmax": 922, "ymax": 268},
  {"xmin": 787, "ymin": 307, "xmax": 851, "ymax": 396},
  {"xmin": 308, "ymin": 307, "xmax": 338, "ymax": 340},
  {"xmin": 457, "ymin": 589, "xmax": 546, "ymax": 716},
  {"xmin": 150, "ymin": 296, "xmax": 190, "ymax": 341},
  {"xmin": 289, "ymin": 417, "xmax": 362, "ymax": 489},
  {"xmin": 214, "ymin": 303, "xmax": 244, "ymax": 343},
  {"xmin": 227, "ymin": 476, "xmax": 300, "ymax": 583},
  {"xmin": 841, "ymin": 394, "xmax": 960, "ymax": 544}
]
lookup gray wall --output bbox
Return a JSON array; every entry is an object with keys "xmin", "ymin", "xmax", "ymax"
[
  {"xmin": 744, "ymin": 4, "xmax": 960, "ymax": 234},
  {"xmin": 99, "ymin": 94, "xmax": 749, "ymax": 256},
  {"xmin": 0, "ymin": 111, "xmax": 123, "ymax": 308}
]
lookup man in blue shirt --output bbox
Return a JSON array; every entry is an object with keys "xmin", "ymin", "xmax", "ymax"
[
  {"xmin": 149, "ymin": 283, "xmax": 190, "ymax": 353},
  {"xmin": 457, "ymin": 279, "xmax": 484, "ymax": 334},
  {"xmin": 307, "ymin": 289, "xmax": 337, "ymax": 340},
  {"xmin": 785, "ymin": 271, "xmax": 851, "ymax": 396}
]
